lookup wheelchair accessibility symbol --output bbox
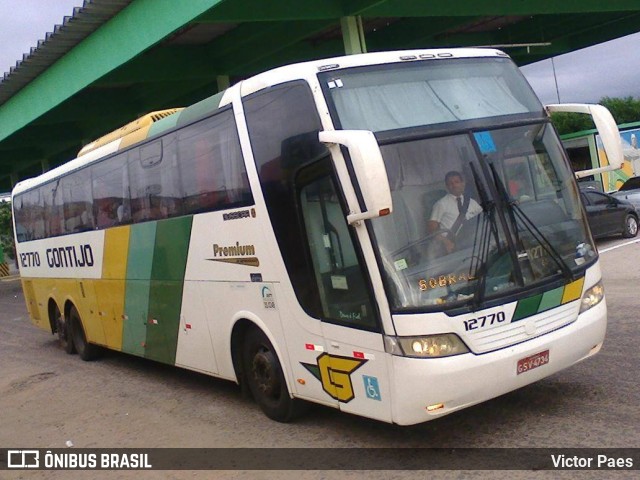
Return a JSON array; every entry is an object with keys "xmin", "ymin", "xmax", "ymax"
[{"xmin": 363, "ymin": 375, "xmax": 381, "ymax": 401}]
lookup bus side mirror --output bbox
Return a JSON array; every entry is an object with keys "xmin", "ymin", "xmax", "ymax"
[
  {"xmin": 546, "ymin": 103, "xmax": 624, "ymax": 179},
  {"xmin": 319, "ymin": 130, "xmax": 392, "ymax": 224}
]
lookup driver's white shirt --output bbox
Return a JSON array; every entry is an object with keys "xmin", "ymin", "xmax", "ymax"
[{"xmin": 430, "ymin": 193, "xmax": 482, "ymax": 231}]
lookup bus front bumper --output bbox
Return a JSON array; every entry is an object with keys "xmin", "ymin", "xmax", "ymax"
[{"xmin": 389, "ymin": 300, "xmax": 607, "ymax": 426}]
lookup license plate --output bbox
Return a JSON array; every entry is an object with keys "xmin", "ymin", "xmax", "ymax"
[{"xmin": 517, "ymin": 350, "xmax": 549, "ymax": 375}]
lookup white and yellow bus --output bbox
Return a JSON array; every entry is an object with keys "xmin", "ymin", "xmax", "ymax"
[{"xmin": 12, "ymin": 49, "xmax": 623, "ymax": 425}]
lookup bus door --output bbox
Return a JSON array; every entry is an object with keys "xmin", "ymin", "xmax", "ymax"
[
  {"xmin": 242, "ymin": 81, "xmax": 388, "ymax": 416},
  {"xmin": 296, "ymin": 159, "xmax": 392, "ymax": 422}
]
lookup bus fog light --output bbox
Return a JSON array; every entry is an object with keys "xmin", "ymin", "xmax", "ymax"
[
  {"xmin": 579, "ymin": 281, "xmax": 604, "ymax": 314},
  {"xmin": 426, "ymin": 403, "xmax": 445, "ymax": 413},
  {"xmin": 394, "ymin": 334, "xmax": 469, "ymax": 358}
]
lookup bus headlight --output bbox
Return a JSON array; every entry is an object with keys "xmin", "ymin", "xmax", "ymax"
[
  {"xmin": 385, "ymin": 334, "xmax": 469, "ymax": 358},
  {"xmin": 579, "ymin": 281, "xmax": 604, "ymax": 314}
]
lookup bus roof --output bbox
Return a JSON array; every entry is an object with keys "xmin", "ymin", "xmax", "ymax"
[
  {"xmin": 12, "ymin": 47, "xmax": 508, "ymax": 198},
  {"xmin": 239, "ymin": 48, "xmax": 508, "ymax": 97},
  {"xmin": 77, "ymin": 109, "xmax": 183, "ymax": 157}
]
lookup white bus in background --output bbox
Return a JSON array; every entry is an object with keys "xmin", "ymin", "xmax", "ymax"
[
  {"xmin": 562, "ymin": 120, "xmax": 640, "ymax": 192},
  {"xmin": 13, "ymin": 49, "xmax": 622, "ymax": 425}
]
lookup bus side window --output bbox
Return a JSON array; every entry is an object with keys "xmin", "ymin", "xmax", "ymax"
[
  {"xmin": 14, "ymin": 191, "xmax": 39, "ymax": 242},
  {"xmin": 27, "ymin": 189, "xmax": 45, "ymax": 240},
  {"xmin": 92, "ymin": 152, "xmax": 129, "ymax": 228},
  {"xmin": 13, "ymin": 194, "xmax": 27, "ymax": 242},
  {"xmin": 129, "ymin": 137, "xmax": 182, "ymax": 222},
  {"xmin": 179, "ymin": 131, "xmax": 218, "ymax": 214},
  {"xmin": 42, "ymin": 180, "xmax": 63, "ymax": 237},
  {"xmin": 179, "ymin": 109, "xmax": 252, "ymax": 214},
  {"xmin": 62, "ymin": 169, "xmax": 94, "ymax": 233}
]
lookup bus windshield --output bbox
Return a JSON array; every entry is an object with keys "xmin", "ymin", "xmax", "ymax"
[
  {"xmin": 321, "ymin": 56, "xmax": 543, "ymax": 131},
  {"xmin": 320, "ymin": 57, "xmax": 594, "ymax": 311},
  {"xmin": 372, "ymin": 123, "xmax": 594, "ymax": 311}
]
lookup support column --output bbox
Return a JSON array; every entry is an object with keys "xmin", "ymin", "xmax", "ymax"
[
  {"xmin": 41, "ymin": 159, "xmax": 50, "ymax": 173},
  {"xmin": 341, "ymin": 16, "xmax": 367, "ymax": 55}
]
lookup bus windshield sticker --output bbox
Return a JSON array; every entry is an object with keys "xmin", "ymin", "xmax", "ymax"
[
  {"xmin": 338, "ymin": 310, "xmax": 361, "ymax": 321},
  {"xmin": 474, "ymin": 131, "xmax": 497, "ymax": 154},
  {"xmin": 331, "ymin": 275, "xmax": 348, "ymax": 290},
  {"xmin": 394, "ymin": 258, "xmax": 408, "ymax": 271}
]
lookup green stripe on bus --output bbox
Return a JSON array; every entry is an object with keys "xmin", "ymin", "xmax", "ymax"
[
  {"xmin": 176, "ymin": 91, "xmax": 224, "ymax": 127},
  {"xmin": 512, "ymin": 293, "xmax": 543, "ymax": 322},
  {"xmin": 538, "ymin": 286, "xmax": 564, "ymax": 312},
  {"xmin": 122, "ymin": 222, "xmax": 157, "ymax": 357},
  {"xmin": 147, "ymin": 111, "xmax": 181, "ymax": 138},
  {"xmin": 511, "ymin": 280, "xmax": 580, "ymax": 323},
  {"xmin": 145, "ymin": 216, "xmax": 193, "ymax": 364}
]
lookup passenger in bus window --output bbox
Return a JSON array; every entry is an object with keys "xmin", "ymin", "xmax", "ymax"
[
  {"xmin": 507, "ymin": 162, "xmax": 533, "ymax": 202},
  {"xmin": 159, "ymin": 196, "xmax": 180, "ymax": 218},
  {"xmin": 96, "ymin": 199, "xmax": 119, "ymax": 228},
  {"xmin": 427, "ymin": 170, "xmax": 482, "ymax": 253}
]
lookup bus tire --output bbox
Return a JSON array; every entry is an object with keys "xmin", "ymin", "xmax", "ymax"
[
  {"xmin": 242, "ymin": 327, "xmax": 302, "ymax": 422},
  {"xmin": 69, "ymin": 306, "xmax": 102, "ymax": 361},
  {"xmin": 54, "ymin": 304, "xmax": 76, "ymax": 355}
]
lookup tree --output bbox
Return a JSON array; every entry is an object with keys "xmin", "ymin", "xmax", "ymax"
[
  {"xmin": 0, "ymin": 200, "xmax": 15, "ymax": 261},
  {"xmin": 550, "ymin": 112, "xmax": 595, "ymax": 135},
  {"xmin": 599, "ymin": 96, "xmax": 640, "ymax": 125}
]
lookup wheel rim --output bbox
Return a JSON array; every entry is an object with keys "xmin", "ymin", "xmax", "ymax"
[
  {"xmin": 251, "ymin": 346, "xmax": 281, "ymax": 400},
  {"xmin": 627, "ymin": 217, "xmax": 638, "ymax": 236}
]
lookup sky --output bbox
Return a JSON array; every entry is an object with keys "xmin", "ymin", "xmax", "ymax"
[
  {"xmin": 520, "ymin": 31, "xmax": 640, "ymax": 104},
  {"xmin": 0, "ymin": 0, "xmax": 83, "ymax": 77},
  {"xmin": 1, "ymin": 1, "xmax": 640, "ymax": 105}
]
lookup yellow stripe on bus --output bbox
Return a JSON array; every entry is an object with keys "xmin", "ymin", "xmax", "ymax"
[
  {"xmin": 93, "ymin": 226, "xmax": 131, "ymax": 350},
  {"xmin": 561, "ymin": 277, "xmax": 585, "ymax": 304}
]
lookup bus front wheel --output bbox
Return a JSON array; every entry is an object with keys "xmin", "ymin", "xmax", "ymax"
[
  {"xmin": 242, "ymin": 328, "xmax": 302, "ymax": 422},
  {"xmin": 69, "ymin": 306, "xmax": 102, "ymax": 361}
]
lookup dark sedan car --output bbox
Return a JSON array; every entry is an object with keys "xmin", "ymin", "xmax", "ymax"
[
  {"xmin": 611, "ymin": 176, "xmax": 640, "ymax": 210},
  {"xmin": 580, "ymin": 189, "xmax": 639, "ymax": 239}
]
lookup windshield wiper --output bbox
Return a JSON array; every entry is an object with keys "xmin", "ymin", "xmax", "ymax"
[
  {"xmin": 488, "ymin": 164, "xmax": 574, "ymax": 281},
  {"xmin": 468, "ymin": 163, "xmax": 500, "ymax": 308}
]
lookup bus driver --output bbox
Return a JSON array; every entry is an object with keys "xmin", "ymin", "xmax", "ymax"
[{"xmin": 427, "ymin": 170, "xmax": 482, "ymax": 253}]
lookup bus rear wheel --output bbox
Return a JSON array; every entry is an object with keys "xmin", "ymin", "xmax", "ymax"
[
  {"xmin": 242, "ymin": 328, "xmax": 302, "ymax": 422},
  {"xmin": 69, "ymin": 306, "xmax": 101, "ymax": 361},
  {"xmin": 55, "ymin": 304, "xmax": 75, "ymax": 354}
]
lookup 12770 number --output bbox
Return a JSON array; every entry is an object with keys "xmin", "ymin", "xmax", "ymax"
[{"xmin": 463, "ymin": 311, "xmax": 506, "ymax": 331}]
